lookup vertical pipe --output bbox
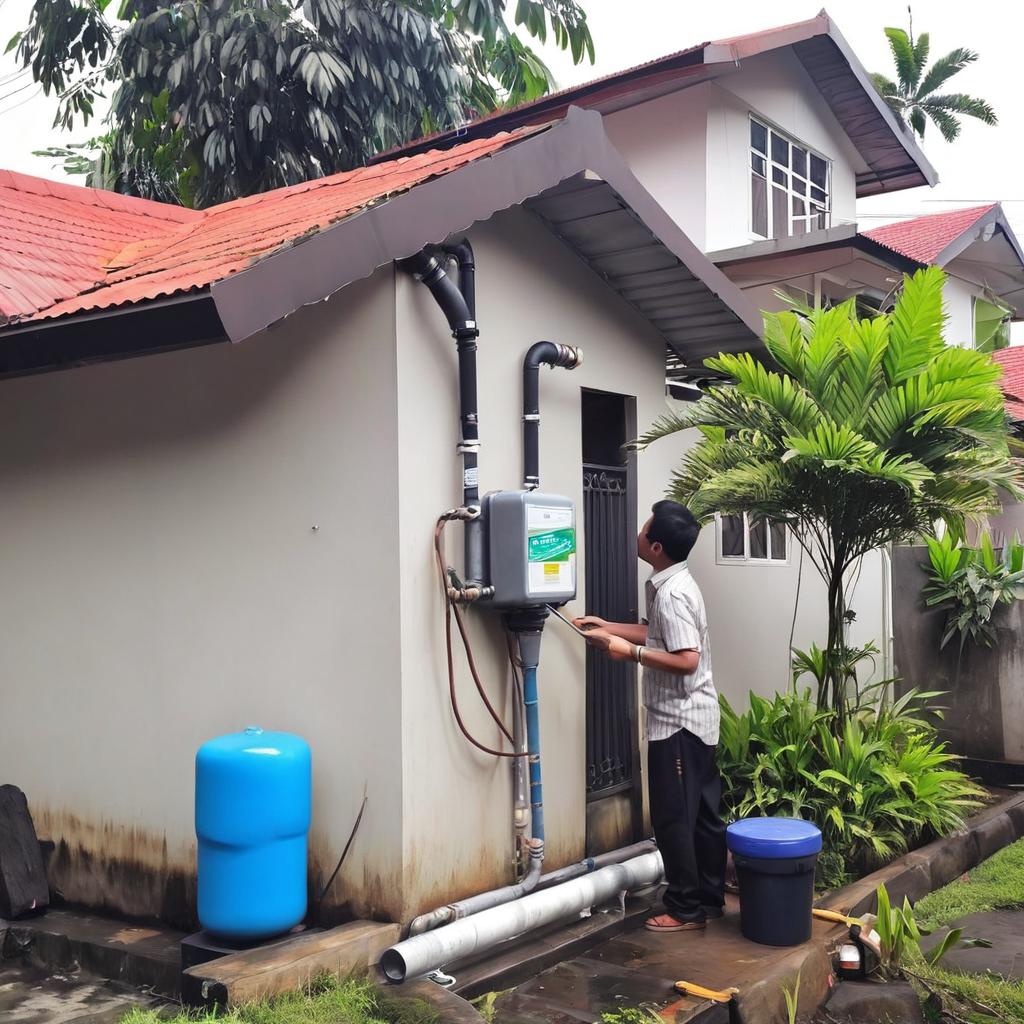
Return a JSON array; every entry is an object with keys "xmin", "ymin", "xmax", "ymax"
[
  {"xmin": 522, "ymin": 662, "xmax": 544, "ymax": 843},
  {"xmin": 516, "ymin": 628, "xmax": 545, "ymax": 844}
]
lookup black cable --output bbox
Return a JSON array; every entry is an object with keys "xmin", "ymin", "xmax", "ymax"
[{"xmin": 318, "ymin": 794, "xmax": 367, "ymax": 905}]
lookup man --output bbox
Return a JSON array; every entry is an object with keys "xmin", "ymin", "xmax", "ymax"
[{"xmin": 574, "ymin": 499, "xmax": 726, "ymax": 932}]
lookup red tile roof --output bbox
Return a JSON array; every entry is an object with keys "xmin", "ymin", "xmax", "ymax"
[
  {"xmin": 862, "ymin": 204, "xmax": 996, "ymax": 265},
  {"xmin": 992, "ymin": 346, "xmax": 1024, "ymax": 421},
  {"xmin": 0, "ymin": 127, "xmax": 535, "ymax": 327}
]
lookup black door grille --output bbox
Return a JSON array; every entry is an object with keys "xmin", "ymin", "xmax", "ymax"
[{"xmin": 583, "ymin": 465, "xmax": 638, "ymax": 797}]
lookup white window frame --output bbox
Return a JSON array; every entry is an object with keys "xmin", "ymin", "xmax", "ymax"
[
  {"xmin": 749, "ymin": 116, "xmax": 831, "ymax": 241},
  {"xmin": 715, "ymin": 512, "xmax": 790, "ymax": 566}
]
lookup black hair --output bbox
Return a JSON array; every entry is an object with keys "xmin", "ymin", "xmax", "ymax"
[{"xmin": 647, "ymin": 500, "xmax": 700, "ymax": 562}]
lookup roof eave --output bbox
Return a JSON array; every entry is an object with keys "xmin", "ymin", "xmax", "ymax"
[{"xmin": 210, "ymin": 106, "xmax": 764, "ymax": 361}]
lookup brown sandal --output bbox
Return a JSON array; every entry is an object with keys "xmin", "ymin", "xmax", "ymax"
[{"xmin": 644, "ymin": 913, "xmax": 706, "ymax": 932}]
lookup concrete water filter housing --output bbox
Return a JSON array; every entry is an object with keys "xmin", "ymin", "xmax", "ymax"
[
  {"xmin": 484, "ymin": 491, "xmax": 576, "ymax": 607},
  {"xmin": 195, "ymin": 728, "xmax": 311, "ymax": 941}
]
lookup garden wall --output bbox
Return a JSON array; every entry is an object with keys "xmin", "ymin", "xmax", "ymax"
[{"xmin": 892, "ymin": 545, "xmax": 1024, "ymax": 764}]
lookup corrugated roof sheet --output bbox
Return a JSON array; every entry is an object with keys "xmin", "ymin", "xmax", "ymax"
[
  {"xmin": 992, "ymin": 346, "xmax": 1024, "ymax": 421},
  {"xmin": 0, "ymin": 170, "xmax": 198, "ymax": 322},
  {"xmin": 862, "ymin": 205, "xmax": 996, "ymax": 266},
  {"xmin": 0, "ymin": 128, "xmax": 535, "ymax": 327}
]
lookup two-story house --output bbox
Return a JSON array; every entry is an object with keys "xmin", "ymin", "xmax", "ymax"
[{"xmin": 0, "ymin": 10, "xmax": 1019, "ymax": 936}]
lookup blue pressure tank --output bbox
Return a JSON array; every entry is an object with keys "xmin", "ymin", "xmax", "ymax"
[{"xmin": 195, "ymin": 727, "xmax": 311, "ymax": 941}]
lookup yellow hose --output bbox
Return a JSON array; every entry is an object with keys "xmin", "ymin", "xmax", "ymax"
[
  {"xmin": 812, "ymin": 908, "xmax": 862, "ymax": 927},
  {"xmin": 673, "ymin": 981, "xmax": 739, "ymax": 1003}
]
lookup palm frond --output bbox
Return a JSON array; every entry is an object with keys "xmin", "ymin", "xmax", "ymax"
[
  {"xmin": 885, "ymin": 27, "xmax": 922, "ymax": 88},
  {"xmin": 917, "ymin": 47, "xmax": 978, "ymax": 98},
  {"xmin": 912, "ymin": 31, "xmax": 931, "ymax": 81},
  {"xmin": 870, "ymin": 71, "xmax": 899, "ymax": 97},
  {"xmin": 921, "ymin": 104, "xmax": 960, "ymax": 142},
  {"xmin": 884, "ymin": 267, "xmax": 946, "ymax": 384},
  {"xmin": 909, "ymin": 105, "xmax": 927, "ymax": 138},
  {"xmin": 922, "ymin": 93, "xmax": 998, "ymax": 125}
]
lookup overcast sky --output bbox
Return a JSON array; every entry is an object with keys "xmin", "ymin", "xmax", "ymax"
[{"xmin": 0, "ymin": 0, "xmax": 1020, "ymax": 238}]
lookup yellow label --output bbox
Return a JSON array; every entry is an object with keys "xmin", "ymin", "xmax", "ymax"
[{"xmin": 543, "ymin": 563, "xmax": 560, "ymax": 577}]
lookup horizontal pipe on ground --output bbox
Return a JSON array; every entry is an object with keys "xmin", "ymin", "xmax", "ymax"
[{"xmin": 381, "ymin": 850, "xmax": 664, "ymax": 983}]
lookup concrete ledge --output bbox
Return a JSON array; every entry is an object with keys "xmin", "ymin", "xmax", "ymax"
[
  {"xmin": 974, "ymin": 813, "xmax": 1017, "ymax": 862},
  {"xmin": 1, "ymin": 907, "xmax": 183, "ymax": 997},
  {"xmin": 182, "ymin": 920, "xmax": 400, "ymax": 1009}
]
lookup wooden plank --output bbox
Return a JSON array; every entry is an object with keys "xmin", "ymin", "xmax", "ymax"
[{"xmin": 182, "ymin": 920, "xmax": 400, "ymax": 1009}]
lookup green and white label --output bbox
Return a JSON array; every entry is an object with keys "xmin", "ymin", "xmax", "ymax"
[{"xmin": 526, "ymin": 504, "xmax": 575, "ymax": 594}]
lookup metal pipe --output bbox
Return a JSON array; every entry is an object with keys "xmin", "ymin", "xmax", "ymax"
[
  {"xmin": 403, "ymin": 243, "xmax": 484, "ymax": 585},
  {"xmin": 535, "ymin": 839, "xmax": 657, "ymax": 890},
  {"xmin": 522, "ymin": 341, "xmax": 582, "ymax": 491},
  {"xmin": 515, "ymin": 628, "xmax": 546, "ymax": 844},
  {"xmin": 381, "ymin": 850, "xmax": 664, "ymax": 983}
]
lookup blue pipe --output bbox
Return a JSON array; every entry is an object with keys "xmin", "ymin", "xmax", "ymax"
[{"xmin": 522, "ymin": 662, "xmax": 544, "ymax": 843}]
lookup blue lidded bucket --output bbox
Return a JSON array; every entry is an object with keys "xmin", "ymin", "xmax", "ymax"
[{"xmin": 727, "ymin": 817, "xmax": 822, "ymax": 946}]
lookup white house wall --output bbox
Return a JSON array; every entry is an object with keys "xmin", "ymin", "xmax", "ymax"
[
  {"xmin": 603, "ymin": 84, "xmax": 710, "ymax": 250},
  {"xmin": 942, "ymin": 273, "xmax": 980, "ymax": 349},
  {"xmin": 0, "ymin": 273, "xmax": 409, "ymax": 926},
  {"xmin": 603, "ymin": 51, "xmax": 863, "ymax": 258},
  {"xmin": 393, "ymin": 207, "xmax": 695, "ymax": 918}
]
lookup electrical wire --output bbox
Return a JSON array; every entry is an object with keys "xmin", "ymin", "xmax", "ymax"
[{"xmin": 434, "ymin": 516, "xmax": 524, "ymax": 759}]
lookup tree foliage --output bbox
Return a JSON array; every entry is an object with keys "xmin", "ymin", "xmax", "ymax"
[
  {"xmin": 11, "ymin": 0, "xmax": 594, "ymax": 207},
  {"xmin": 871, "ymin": 15, "xmax": 996, "ymax": 142},
  {"xmin": 633, "ymin": 268, "xmax": 1024, "ymax": 719}
]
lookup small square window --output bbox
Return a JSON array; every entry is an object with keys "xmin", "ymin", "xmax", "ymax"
[
  {"xmin": 718, "ymin": 513, "xmax": 788, "ymax": 563},
  {"xmin": 771, "ymin": 132, "xmax": 789, "ymax": 165},
  {"xmin": 751, "ymin": 153, "xmax": 766, "ymax": 175},
  {"xmin": 791, "ymin": 146, "xmax": 807, "ymax": 178}
]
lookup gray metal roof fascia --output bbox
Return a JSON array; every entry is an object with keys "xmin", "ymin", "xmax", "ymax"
[
  {"xmin": 210, "ymin": 106, "xmax": 764, "ymax": 347},
  {"xmin": 707, "ymin": 223, "xmax": 860, "ymax": 265}
]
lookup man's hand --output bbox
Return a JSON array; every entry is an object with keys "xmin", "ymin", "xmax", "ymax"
[
  {"xmin": 583, "ymin": 628, "xmax": 636, "ymax": 662},
  {"xmin": 572, "ymin": 615, "xmax": 607, "ymax": 631}
]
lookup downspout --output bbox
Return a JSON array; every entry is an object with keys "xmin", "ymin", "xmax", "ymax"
[
  {"xmin": 522, "ymin": 342, "xmax": 582, "ymax": 490},
  {"xmin": 404, "ymin": 244, "xmax": 485, "ymax": 587}
]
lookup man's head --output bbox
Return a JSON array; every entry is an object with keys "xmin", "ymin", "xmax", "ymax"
[{"xmin": 638, "ymin": 500, "xmax": 700, "ymax": 569}]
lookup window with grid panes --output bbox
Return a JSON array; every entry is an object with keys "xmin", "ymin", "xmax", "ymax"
[
  {"xmin": 749, "ymin": 117, "xmax": 830, "ymax": 240},
  {"xmin": 718, "ymin": 512, "xmax": 788, "ymax": 563}
]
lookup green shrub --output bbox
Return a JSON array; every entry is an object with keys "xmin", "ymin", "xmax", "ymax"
[{"xmin": 718, "ymin": 687, "xmax": 986, "ymax": 888}]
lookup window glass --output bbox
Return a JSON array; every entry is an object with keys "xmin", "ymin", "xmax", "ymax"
[
  {"xmin": 791, "ymin": 146, "xmax": 807, "ymax": 178},
  {"xmin": 748, "ymin": 518, "xmax": 768, "ymax": 559},
  {"xmin": 721, "ymin": 515, "xmax": 746, "ymax": 557},
  {"xmin": 771, "ymin": 132, "xmax": 789, "ymax": 165},
  {"xmin": 751, "ymin": 174, "xmax": 768, "ymax": 237},
  {"xmin": 769, "ymin": 521, "xmax": 788, "ymax": 561},
  {"xmin": 751, "ymin": 120, "xmax": 768, "ymax": 154},
  {"xmin": 792, "ymin": 197, "xmax": 806, "ymax": 234},
  {"xmin": 751, "ymin": 153, "xmax": 766, "ymax": 175},
  {"xmin": 810, "ymin": 154, "xmax": 827, "ymax": 188},
  {"xmin": 773, "ymin": 187, "xmax": 789, "ymax": 237}
]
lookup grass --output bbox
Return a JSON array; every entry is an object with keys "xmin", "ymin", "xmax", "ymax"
[
  {"xmin": 906, "ymin": 837, "xmax": 1024, "ymax": 1024},
  {"xmin": 120, "ymin": 974, "xmax": 439, "ymax": 1024},
  {"xmin": 914, "ymin": 836, "xmax": 1024, "ymax": 930}
]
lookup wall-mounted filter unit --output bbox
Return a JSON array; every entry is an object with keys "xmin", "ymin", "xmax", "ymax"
[{"xmin": 484, "ymin": 491, "xmax": 576, "ymax": 607}]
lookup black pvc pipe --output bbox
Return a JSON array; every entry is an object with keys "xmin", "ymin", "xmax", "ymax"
[
  {"xmin": 522, "ymin": 341, "xmax": 582, "ymax": 490},
  {"xmin": 402, "ymin": 244, "xmax": 484, "ymax": 585}
]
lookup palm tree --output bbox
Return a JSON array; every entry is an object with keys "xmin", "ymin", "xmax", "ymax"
[
  {"xmin": 633, "ymin": 268, "xmax": 1023, "ymax": 723},
  {"xmin": 871, "ymin": 14, "xmax": 996, "ymax": 142}
]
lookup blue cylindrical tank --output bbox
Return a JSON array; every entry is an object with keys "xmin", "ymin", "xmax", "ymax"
[{"xmin": 195, "ymin": 727, "xmax": 311, "ymax": 941}]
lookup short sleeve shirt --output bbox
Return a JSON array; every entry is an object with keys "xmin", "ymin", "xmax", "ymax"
[{"xmin": 643, "ymin": 561, "xmax": 720, "ymax": 746}]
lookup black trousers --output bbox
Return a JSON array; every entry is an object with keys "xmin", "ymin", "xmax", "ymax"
[{"xmin": 647, "ymin": 726, "xmax": 727, "ymax": 922}]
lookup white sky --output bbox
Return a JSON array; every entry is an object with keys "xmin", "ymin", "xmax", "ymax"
[{"xmin": 0, "ymin": 0, "xmax": 1020, "ymax": 237}]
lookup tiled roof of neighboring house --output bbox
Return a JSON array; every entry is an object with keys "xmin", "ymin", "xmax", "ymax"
[
  {"xmin": 0, "ymin": 128, "xmax": 534, "ymax": 326},
  {"xmin": 862, "ymin": 205, "xmax": 997, "ymax": 266},
  {"xmin": 992, "ymin": 346, "xmax": 1024, "ymax": 422},
  {"xmin": 0, "ymin": 170, "xmax": 198, "ymax": 322}
]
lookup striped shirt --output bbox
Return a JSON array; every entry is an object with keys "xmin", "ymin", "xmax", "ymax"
[{"xmin": 643, "ymin": 561, "xmax": 720, "ymax": 746}]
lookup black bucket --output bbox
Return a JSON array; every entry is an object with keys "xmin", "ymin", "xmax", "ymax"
[{"xmin": 727, "ymin": 817, "xmax": 822, "ymax": 947}]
